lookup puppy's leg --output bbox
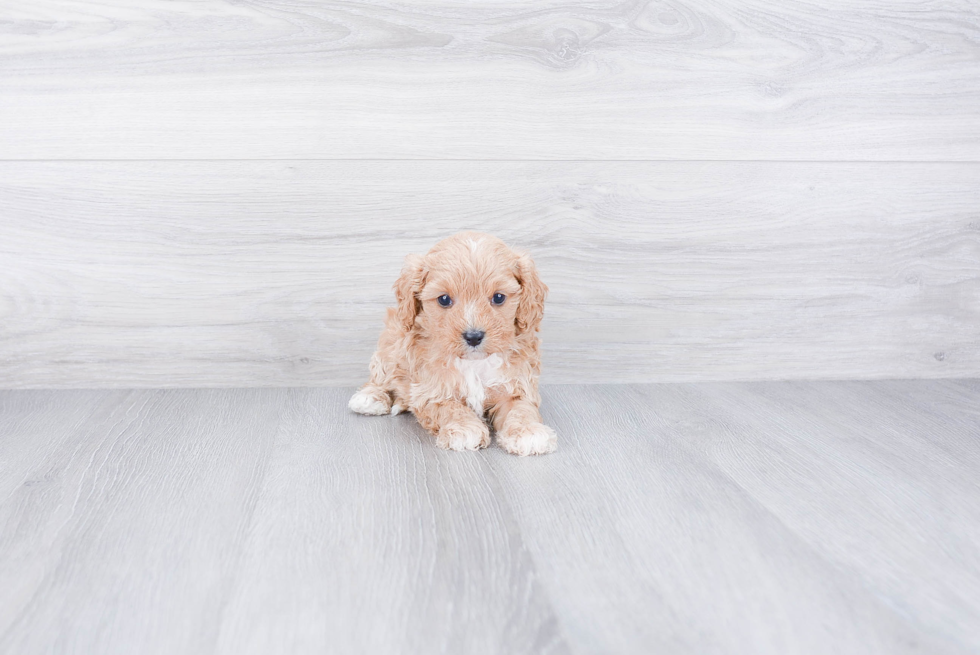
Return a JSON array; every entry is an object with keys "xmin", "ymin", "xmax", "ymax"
[
  {"xmin": 349, "ymin": 345, "xmax": 404, "ymax": 416},
  {"xmin": 414, "ymin": 400, "xmax": 490, "ymax": 451},
  {"xmin": 348, "ymin": 383, "xmax": 392, "ymax": 415},
  {"xmin": 491, "ymin": 398, "xmax": 557, "ymax": 456}
]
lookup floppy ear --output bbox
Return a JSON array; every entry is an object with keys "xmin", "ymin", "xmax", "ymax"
[
  {"xmin": 392, "ymin": 253, "xmax": 427, "ymax": 332},
  {"xmin": 515, "ymin": 252, "xmax": 548, "ymax": 335}
]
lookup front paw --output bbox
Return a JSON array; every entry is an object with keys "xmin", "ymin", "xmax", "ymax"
[
  {"xmin": 497, "ymin": 421, "xmax": 557, "ymax": 456},
  {"xmin": 436, "ymin": 420, "xmax": 491, "ymax": 451},
  {"xmin": 348, "ymin": 387, "xmax": 392, "ymax": 415}
]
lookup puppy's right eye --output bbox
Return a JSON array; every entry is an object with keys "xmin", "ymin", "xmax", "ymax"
[{"xmin": 437, "ymin": 294, "xmax": 453, "ymax": 307}]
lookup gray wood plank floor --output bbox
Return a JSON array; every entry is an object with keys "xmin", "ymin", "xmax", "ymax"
[{"xmin": 1, "ymin": 381, "xmax": 977, "ymax": 654}]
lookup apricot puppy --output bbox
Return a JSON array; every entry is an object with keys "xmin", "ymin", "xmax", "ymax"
[{"xmin": 349, "ymin": 232, "xmax": 557, "ymax": 456}]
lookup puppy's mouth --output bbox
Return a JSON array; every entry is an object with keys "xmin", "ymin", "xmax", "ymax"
[{"xmin": 462, "ymin": 345, "xmax": 488, "ymax": 360}]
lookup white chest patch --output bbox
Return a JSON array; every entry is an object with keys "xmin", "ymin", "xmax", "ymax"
[{"xmin": 454, "ymin": 353, "xmax": 504, "ymax": 414}]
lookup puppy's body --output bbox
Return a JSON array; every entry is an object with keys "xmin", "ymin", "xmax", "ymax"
[{"xmin": 349, "ymin": 232, "xmax": 557, "ymax": 456}]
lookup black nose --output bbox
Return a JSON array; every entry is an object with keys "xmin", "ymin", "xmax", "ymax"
[{"xmin": 463, "ymin": 330, "xmax": 485, "ymax": 347}]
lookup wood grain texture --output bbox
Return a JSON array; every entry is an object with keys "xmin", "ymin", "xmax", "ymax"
[
  {"xmin": 490, "ymin": 383, "xmax": 980, "ymax": 653},
  {"xmin": 212, "ymin": 389, "xmax": 568, "ymax": 655},
  {"xmin": 2, "ymin": 160, "xmax": 978, "ymax": 387},
  {"xmin": 1, "ymin": 0, "xmax": 979, "ymax": 160},
  {"xmin": 1, "ymin": 381, "xmax": 978, "ymax": 653},
  {"xmin": 0, "ymin": 388, "xmax": 283, "ymax": 654}
]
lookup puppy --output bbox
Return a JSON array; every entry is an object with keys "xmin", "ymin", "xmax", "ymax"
[{"xmin": 349, "ymin": 232, "xmax": 557, "ymax": 456}]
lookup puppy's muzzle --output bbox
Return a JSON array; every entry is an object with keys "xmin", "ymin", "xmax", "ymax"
[{"xmin": 463, "ymin": 329, "xmax": 485, "ymax": 347}]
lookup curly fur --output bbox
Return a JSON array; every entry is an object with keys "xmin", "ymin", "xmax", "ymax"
[{"xmin": 349, "ymin": 232, "xmax": 557, "ymax": 456}]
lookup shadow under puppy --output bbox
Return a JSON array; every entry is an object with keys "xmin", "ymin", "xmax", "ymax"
[{"xmin": 349, "ymin": 232, "xmax": 557, "ymax": 456}]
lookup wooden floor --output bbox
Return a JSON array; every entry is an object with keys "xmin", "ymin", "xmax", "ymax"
[{"xmin": 1, "ymin": 380, "xmax": 978, "ymax": 654}]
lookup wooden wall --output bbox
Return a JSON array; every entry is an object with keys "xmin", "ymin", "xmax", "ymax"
[{"xmin": 1, "ymin": 1, "xmax": 978, "ymax": 387}]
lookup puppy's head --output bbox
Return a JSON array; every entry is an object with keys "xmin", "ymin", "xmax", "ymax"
[{"xmin": 393, "ymin": 232, "xmax": 547, "ymax": 360}]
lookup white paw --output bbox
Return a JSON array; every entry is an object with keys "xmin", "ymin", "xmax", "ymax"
[
  {"xmin": 498, "ymin": 422, "xmax": 557, "ymax": 456},
  {"xmin": 390, "ymin": 404, "xmax": 406, "ymax": 416},
  {"xmin": 348, "ymin": 389, "xmax": 391, "ymax": 415},
  {"xmin": 437, "ymin": 421, "xmax": 491, "ymax": 451}
]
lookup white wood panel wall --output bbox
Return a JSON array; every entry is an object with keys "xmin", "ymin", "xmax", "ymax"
[
  {"xmin": 2, "ymin": 162, "xmax": 977, "ymax": 387},
  {"xmin": 2, "ymin": 0, "xmax": 979, "ymax": 160},
  {"xmin": 1, "ymin": 1, "xmax": 979, "ymax": 387}
]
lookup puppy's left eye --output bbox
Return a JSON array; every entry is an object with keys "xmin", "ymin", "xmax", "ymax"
[
  {"xmin": 491, "ymin": 293, "xmax": 506, "ymax": 305},
  {"xmin": 437, "ymin": 294, "xmax": 453, "ymax": 307}
]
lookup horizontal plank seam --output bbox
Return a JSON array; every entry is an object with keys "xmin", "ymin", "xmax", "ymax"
[{"xmin": 2, "ymin": 159, "xmax": 980, "ymax": 164}]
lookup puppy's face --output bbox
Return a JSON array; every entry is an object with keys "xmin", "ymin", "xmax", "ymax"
[
  {"xmin": 419, "ymin": 246, "xmax": 522, "ymax": 360},
  {"xmin": 394, "ymin": 233, "xmax": 546, "ymax": 361}
]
